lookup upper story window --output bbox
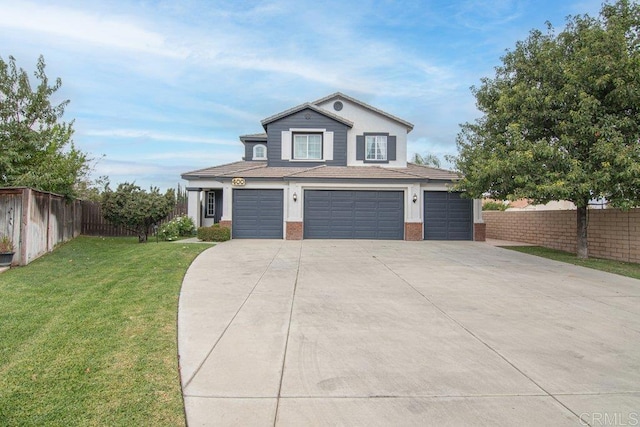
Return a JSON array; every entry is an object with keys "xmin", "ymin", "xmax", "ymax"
[
  {"xmin": 365, "ymin": 135, "xmax": 387, "ymax": 161},
  {"xmin": 253, "ymin": 144, "xmax": 267, "ymax": 160},
  {"xmin": 293, "ymin": 133, "xmax": 322, "ymax": 160}
]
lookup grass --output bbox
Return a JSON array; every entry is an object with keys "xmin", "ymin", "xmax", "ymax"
[
  {"xmin": 0, "ymin": 236, "xmax": 211, "ymax": 426},
  {"xmin": 503, "ymin": 246, "xmax": 640, "ymax": 280}
]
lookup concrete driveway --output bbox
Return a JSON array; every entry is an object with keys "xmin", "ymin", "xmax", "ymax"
[{"xmin": 178, "ymin": 240, "xmax": 640, "ymax": 426}]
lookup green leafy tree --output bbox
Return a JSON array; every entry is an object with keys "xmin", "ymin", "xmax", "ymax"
[
  {"xmin": 411, "ymin": 153, "xmax": 442, "ymax": 168},
  {"xmin": 0, "ymin": 55, "xmax": 90, "ymax": 198},
  {"xmin": 453, "ymin": 0, "xmax": 640, "ymax": 258},
  {"xmin": 102, "ymin": 183, "xmax": 176, "ymax": 242},
  {"xmin": 75, "ymin": 174, "xmax": 109, "ymax": 202}
]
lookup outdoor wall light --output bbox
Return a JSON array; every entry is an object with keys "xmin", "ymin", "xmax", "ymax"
[
  {"xmin": 412, "ymin": 193, "xmax": 418, "ymax": 203},
  {"xmin": 293, "ymin": 192, "xmax": 298, "ymax": 202}
]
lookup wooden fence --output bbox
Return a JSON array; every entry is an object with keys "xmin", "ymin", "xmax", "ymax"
[
  {"xmin": 0, "ymin": 188, "xmax": 82, "ymax": 266},
  {"xmin": 81, "ymin": 201, "xmax": 187, "ymax": 237}
]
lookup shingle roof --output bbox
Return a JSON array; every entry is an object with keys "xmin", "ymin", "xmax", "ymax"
[
  {"xmin": 239, "ymin": 133, "xmax": 267, "ymax": 142},
  {"xmin": 181, "ymin": 161, "xmax": 266, "ymax": 179},
  {"xmin": 182, "ymin": 161, "xmax": 460, "ymax": 182},
  {"xmin": 286, "ymin": 165, "xmax": 419, "ymax": 180},
  {"xmin": 403, "ymin": 163, "xmax": 462, "ymax": 180},
  {"xmin": 313, "ymin": 92, "xmax": 414, "ymax": 132}
]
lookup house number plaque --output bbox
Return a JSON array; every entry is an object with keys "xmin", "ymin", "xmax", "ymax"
[{"xmin": 232, "ymin": 177, "xmax": 245, "ymax": 186}]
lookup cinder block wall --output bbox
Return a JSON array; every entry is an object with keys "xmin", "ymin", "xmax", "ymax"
[{"xmin": 483, "ymin": 208, "xmax": 640, "ymax": 263}]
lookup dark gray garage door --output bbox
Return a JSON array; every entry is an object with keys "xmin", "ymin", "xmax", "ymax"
[
  {"xmin": 424, "ymin": 191, "xmax": 473, "ymax": 240},
  {"xmin": 304, "ymin": 190, "xmax": 404, "ymax": 239},
  {"xmin": 232, "ymin": 189, "xmax": 283, "ymax": 239}
]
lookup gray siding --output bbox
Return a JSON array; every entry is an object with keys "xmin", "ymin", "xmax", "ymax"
[
  {"xmin": 304, "ymin": 190, "xmax": 404, "ymax": 239},
  {"xmin": 266, "ymin": 108, "xmax": 349, "ymax": 167},
  {"xmin": 243, "ymin": 142, "xmax": 268, "ymax": 161},
  {"xmin": 214, "ymin": 190, "xmax": 223, "ymax": 223},
  {"xmin": 424, "ymin": 191, "xmax": 473, "ymax": 240},
  {"xmin": 244, "ymin": 142, "xmax": 257, "ymax": 160}
]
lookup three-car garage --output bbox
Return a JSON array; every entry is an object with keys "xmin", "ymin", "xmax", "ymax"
[{"xmin": 231, "ymin": 188, "xmax": 474, "ymax": 241}]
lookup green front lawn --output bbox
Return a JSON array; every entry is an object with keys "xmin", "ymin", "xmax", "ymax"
[
  {"xmin": 0, "ymin": 237, "xmax": 211, "ymax": 426},
  {"xmin": 502, "ymin": 246, "xmax": 640, "ymax": 280}
]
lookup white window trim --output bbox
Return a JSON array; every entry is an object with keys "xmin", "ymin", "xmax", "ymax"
[
  {"xmin": 205, "ymin": 191, "xmax": 216, "ymax": 218},
  {"xmin": 293, "ymin": 133, "xmax": 323, "ymax": 160},
  {"xmin": 365, "ymin": 135, "xmax": 388, "ymax": 161},
  {"xmin": 253, "ymin": 144, "xmax": 267, "ymax": 160}
]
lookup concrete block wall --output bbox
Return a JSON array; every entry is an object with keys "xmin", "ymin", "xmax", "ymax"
[{"xmin": 483, "ymin": 208, "xmax": 640, "ymax": 263}]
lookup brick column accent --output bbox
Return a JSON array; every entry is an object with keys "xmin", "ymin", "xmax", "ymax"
[
  {"xmin": 474, "ymin": 222, "xmax": 486, "ymax": 241},
  {"xmin": 286, "ymin": 222, "xmax": 303, "ymax": 240},
  {"xmin": 405, "ymin": 222, "xmax": 423, "ymax": 241},
  {"xmin": 219, "ymin": 220, "xmax": 232, "ymax": 229}
]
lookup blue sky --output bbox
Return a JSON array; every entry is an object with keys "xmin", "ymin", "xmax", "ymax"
[{"xmin": 0, "ymin": 0, "xmax": 602, "ymax": 191}]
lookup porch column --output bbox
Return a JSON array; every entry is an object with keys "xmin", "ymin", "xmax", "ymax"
[
  {"xmin": 221, "ymin": 182, "xmax": 233, "ymax": 223},
  {"xmin": 186, "ymin": 188, "xmax": 202, "ymax": 227}
]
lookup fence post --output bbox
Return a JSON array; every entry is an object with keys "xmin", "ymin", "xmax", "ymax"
[{"xmin": 20, "ymin": 188, "xmax": 30, "ymax": 266}]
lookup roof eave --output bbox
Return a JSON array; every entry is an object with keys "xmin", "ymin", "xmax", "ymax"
[{"xmin": 239, "ymin": 133, "xmax": 268, "ymax": 143}]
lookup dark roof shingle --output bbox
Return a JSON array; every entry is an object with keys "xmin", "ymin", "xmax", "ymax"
[{"xmin": 182, "ymin": 161, "xmax": 460, "ymax": 182}]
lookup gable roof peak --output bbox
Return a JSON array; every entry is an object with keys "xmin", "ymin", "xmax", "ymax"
[
  {"xmin": 312, "ymin": 92, "xmax": 414, "ymax": 132},
  {"xmin": 260, "ymin": 102, "xmax": 353, "ymax": 129}
]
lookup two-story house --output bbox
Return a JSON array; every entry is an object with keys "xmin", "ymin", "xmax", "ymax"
[{"xmin": 181, "ymin": 93, "xmax": 485, "ymax": 241}]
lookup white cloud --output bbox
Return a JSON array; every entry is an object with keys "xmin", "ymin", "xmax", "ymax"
[
  {"xmin": 454, "ymin": 0, "xmax": 523, "ymax": 30},
  {"xmin": 95, "ymin": 159, "xmax": 164, "ymax": 176},
  {"xmin": 0, "ymin": 1, "xmax": 188, "ymax": 58},
  {"xmin": 83, "ymin": 129, "xmax": 237, "ymax": 146},
  {"xmin": 143, "ymin": 151, "xmax": 238, "ymax": 163}
]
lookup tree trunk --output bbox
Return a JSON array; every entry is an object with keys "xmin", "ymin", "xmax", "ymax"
[{"xmin": 576, "ymin": 206, "xmax": 588, "ymax": 259}]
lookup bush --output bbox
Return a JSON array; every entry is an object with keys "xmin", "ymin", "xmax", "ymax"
[
  {"xmin": 158, "ymin": 215, "xmax": 196, "ymax": 241},
  {"xmin": 483, "ymin": 201, "xmax": 508, "ymax": 211},
  {"xmin": 158, "ymin": 222, "xmax": 180, "ymax": 241},
  {"xmin": 173, "ymin": 215, "xmax": 195, "ymax": 236},
  {"xmin": 197, "ymin": 224, "xmax": 230, "ymax": 242}
]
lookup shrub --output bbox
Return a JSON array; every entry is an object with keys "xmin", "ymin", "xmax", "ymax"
[
  {"xmin": 197, "ymin": 224, "xmax": 230, "ymax": 242},
  {"xmin": 158, "ymin": 215, "xmax": 195, "ymax": 241},
  {"xmin": 483, "ymin": 201, "xmax": 508, "ymax": 211},
  {"xmin": 173, "ymin": 215, "xmax": 195, "ymax": 236},
  {"xmin": 158, "ymin": 221, "xmax": 180, "ymax": 241}
]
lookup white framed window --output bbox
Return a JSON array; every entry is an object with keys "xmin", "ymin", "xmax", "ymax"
[
  {"xmin": 253, "ymin": 144, "xmax": 267, "ymax": 160},
  {"xmin": 205, "ymin": 191, "xmax": 215, "ymax": 218},
  {"xmin": 293, "ymin": 133, "xmax": 322, "ymax": 160},
  {"xmin": 365, "ymin": 135, "xmax": 387, "ymax": 161}
]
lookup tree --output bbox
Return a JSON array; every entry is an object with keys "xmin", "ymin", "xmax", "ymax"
[
  {"xmin": 0, "ymin": 55, "xmax": 89, "ymax": 199},
  {"xmin": 453, "ymin": 0, "xmax": 640, "ymax": 258},
  {"xmin": 102, "ymin": 183, "xmax": 176, "ymax": 242},
  {"xmin": 411, "ymin": 153, "xmax": 442, "ymax": 168}
]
